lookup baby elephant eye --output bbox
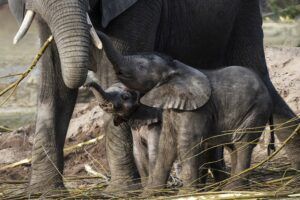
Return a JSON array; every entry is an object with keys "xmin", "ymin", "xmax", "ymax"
[{"xmin": 121, "ymin": 93, "xmax": 131, "ymax": 101}]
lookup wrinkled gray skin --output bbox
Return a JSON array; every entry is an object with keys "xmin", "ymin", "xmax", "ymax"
[
  {"xmin": 98, "ymin": 32, "xmax": 273, "ymax": 191},
  {"xmin": 87, "ymin": 82, "xmax": 228, "ymax": 188},
  {"xmin": 7, "ymin": 0, "xmax": 299, "ymax": 194}
]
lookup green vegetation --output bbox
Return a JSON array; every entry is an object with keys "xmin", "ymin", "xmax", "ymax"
[{"xmin": 263, "ymin": 0, "xmax": 300, "ymax": 19}]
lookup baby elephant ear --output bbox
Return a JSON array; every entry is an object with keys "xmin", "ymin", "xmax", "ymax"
[{"xmin": 141, "ymin": 60, "xmax": 211, "ymax": 111}]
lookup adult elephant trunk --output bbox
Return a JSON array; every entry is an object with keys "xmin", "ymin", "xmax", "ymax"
[{"xmin": 35, "ymin": 0, "xmax": 91, "ymax": 89}]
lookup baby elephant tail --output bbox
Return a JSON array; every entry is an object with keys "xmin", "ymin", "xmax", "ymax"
[{"xmin": 267, "ymin": 116, "xmax": 276, "ymax": 156}]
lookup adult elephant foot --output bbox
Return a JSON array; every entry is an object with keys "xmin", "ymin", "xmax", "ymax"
[
  {"xmin": 273, "ymin": 112, "xmax": 300, "ymax": 169},
  {"xmin": 104, "ymin": 117, "xmax": 142, "ymax": 193},
  {"xmin": 28, "ymin": 182, "xmax": 69, "ymax": 199},
  {"xmin": 27, "ymin": 84, "xmax": 77, "ymax": 196},
  {"xmin": 29, "ymin": 165, "xmax": 66, "ymax": 194}
]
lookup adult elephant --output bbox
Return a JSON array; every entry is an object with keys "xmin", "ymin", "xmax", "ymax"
[{"xmin": 7, "ymin": 0, "xmax": 300, "ymax": 194}]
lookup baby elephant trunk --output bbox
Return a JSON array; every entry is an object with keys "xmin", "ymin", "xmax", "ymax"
[{"xmin": 85, "ymin": 82, "xmax": 111, "ymax": 106}]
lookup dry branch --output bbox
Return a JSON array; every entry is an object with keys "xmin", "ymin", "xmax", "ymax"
[
  {"xmin": 172, "ymin": 191, "xmax": 288, "ymax": 200},
  {"xmin": 84, "ymin": 164, "xmax": 109, "ymax": 181},
  {"xmin": 0, "ymin": 35, "xmax": 53, "ymax": 106},
  {"xmin": 0, "ymin": 135, "xmax": 104, "ymax": 171},
  {"xmin": 203, "ymin": 123, "xmax": 300, "ymax": 191},
  {"xmin": 0, "ymin": 126, "xmax": 13, "ymax": 132}
]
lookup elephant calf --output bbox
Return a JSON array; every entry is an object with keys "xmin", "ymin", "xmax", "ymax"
[
  {"xmin": 97, "ymin": 32, "xmax": 273, "ymax": 192},
  {"xmin": 86, "ymin": 82, "xmax": 228, "ymax": 189},
  {"xmin": 85, "ymin": 82, "xmax": 162, "ymax": 186}
]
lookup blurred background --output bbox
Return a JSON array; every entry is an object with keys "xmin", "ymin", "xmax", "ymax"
[{"xmin": 0, "ymin": 1, "xmax": 299, "ymax": 129}]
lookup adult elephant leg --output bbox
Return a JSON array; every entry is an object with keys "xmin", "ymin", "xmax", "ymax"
[
  {"xmin": 105, "ymin": 121, "xmax": 141, "ymax": 192},
  {"xmin": 29, "ymin": 21, "xmax": 77, "ymax": 194},
  {"xmin": 266, "ymin": 80, "xmax": 300, "ymax": 169},
  {"xmin": 225, "ymin": 0, "xmax": 300, "ymax": 169}
]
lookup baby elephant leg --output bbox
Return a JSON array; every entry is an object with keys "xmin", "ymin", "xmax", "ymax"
[
  {"xmin": 147, "ymin": 124, "xmax": 161, "ymax": 176},
  {"xmin": 132, "ymin": 130, "xmax": 149, "ymax": 187},
  {"xmin": 177, "ymin": 131, "xmax": 201, "ymax": 190},
  {"xmin": 224, "ymin": 143, "xmax": 256, "ymax": 190},
  {"xmin": 209, "ymin": 146, "xmax": 229, "ymax": 182},
  {"xmin": 223, "ymin": 99, "xmax": 271, "ymax": 190},
  {"xmin": 198, "ymin": 145, "xmax": 228, "ymax": 187},
  {"xmin": 224, "ymin": 121, "xmax": 268, "ymax": 189},
  {"xmin": 145, "ymin": 120, "xmax": 177, "ymax": 193}
]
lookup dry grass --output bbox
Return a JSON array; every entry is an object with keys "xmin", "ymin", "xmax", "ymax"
[
  {"xmin": 0, "ymin": 120, "xmax": 299, "ymax": 199},
  {"xmin": 0, "ymin": 35, "xmax": 53, "ymax": 106}
]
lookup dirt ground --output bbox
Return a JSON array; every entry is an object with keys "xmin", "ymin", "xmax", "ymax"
[{"xmin": 0, "ymin": 47, "xmax": 299, "ymax": 197}]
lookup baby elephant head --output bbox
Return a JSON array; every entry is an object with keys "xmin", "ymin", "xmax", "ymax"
[
  {"xmin": 97, "ymin": 31, "xmax": 212, "ymax": 111},
  {"xmin": 85, "ymin": 82, "xmax": 139, "ymax": 118}
]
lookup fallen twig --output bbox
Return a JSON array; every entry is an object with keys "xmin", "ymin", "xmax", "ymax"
[
  {"xmin": 84, "ymin": 164, "xmax": 109, "ymax": 182},
  {"xmin": 0, "ymin": 35, "xmax": 53, "ymax": 106},
  {"xmin": 203, "ymin": 123, "xmax": 300, "ymax": 191},
  {"xmin": 172, "ymin": 191, "xmax": 288, "ymax": 200},
  {"xmin": 0, "ymin": 126, "xmax": 13, "ymax": 132},
  {"xmin": 0, "ymin": 135, "xmax": 104, "ymax": 171}
]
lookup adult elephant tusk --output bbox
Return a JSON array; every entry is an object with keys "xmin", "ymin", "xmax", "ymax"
[
  {"xmin": 87, "ymin": 14, "xmax": 103, "ymax": 49},
  {"xmin": 13, "ymin": 10, "xmax": 35, "ymax": 45}
]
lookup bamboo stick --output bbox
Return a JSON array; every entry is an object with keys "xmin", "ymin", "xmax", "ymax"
[
  {"xmin": 0, "ymin": 35, "xmax": 54, "ymax": 106},
  {"xmin": 0, "ymin": 126, "xmax": 13, "ymax": 132},
  {"xmin": 0, "ymin": 135, "xmax": 104, "ymax": 171}
]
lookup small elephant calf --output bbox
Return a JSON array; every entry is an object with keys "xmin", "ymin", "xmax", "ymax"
[
  {"xmin": 86, "ymin": 82, "xmax": 227, "ymax": 188},
  {"xmin": 85, "ymin": 82, "xmax": 162, "ymax": 186},
  {"xmin": 98, "ymin": 32, "xmax": 273, "ymax": 191}
]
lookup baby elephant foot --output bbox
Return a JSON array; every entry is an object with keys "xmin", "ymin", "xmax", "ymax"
[
  {"xmin": 141, "ymin": 187, "xmax": 172, "ymax": 198},
  {"xmin": 222, "ymin": 179, "xmax": 249, "ymax": 191},
  {"xmin": 178, "ymin": 187, "xmax": 198, "ymax": 196},
  {"xmin": 140, "ymin": 181, "xmax": 169, "ymax": 197},
  {"xmin": 105, "ymin": 180, "xmax": 142, "ymax": 193}
]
